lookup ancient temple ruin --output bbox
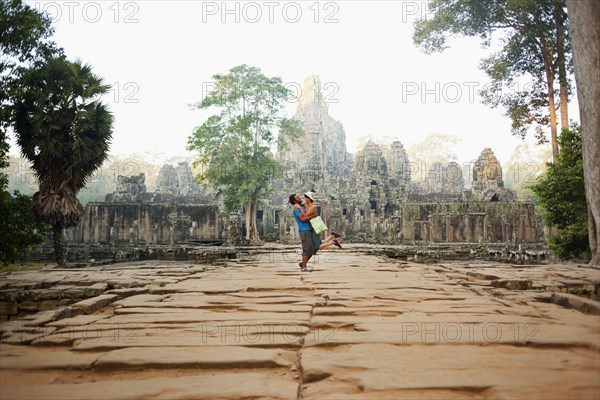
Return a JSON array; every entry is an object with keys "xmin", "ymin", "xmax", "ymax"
[{"xmin": 68, "ymin": 75, "xmax": 541, "ymax": 249}]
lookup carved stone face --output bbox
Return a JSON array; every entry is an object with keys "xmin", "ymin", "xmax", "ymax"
[{"xmin": 473, "ymin": 148, "xmax": 503, "ymax": 182}]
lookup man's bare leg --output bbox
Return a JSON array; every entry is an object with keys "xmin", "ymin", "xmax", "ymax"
[{"xmin": 302, "ymin": 255, "xmax": 311, "ymax": 269}]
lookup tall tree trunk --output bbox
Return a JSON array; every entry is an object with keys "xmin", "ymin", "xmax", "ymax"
[
  {"xmin": 244, "ymin": 198, "xmax": 261, "ymax": 245},
  {"xmin": 53, "ymin": 224, "xmax": 67, "ymax": 267},
  {"xmin": 555, "ymin": 1, "xmax": 570, "ymax": 130},
  {"xmin": 566, "ymin": 0, "xmax": 600, "ymax": 266},
  {"xmin": 542, "ymin": 47, "xmax": 560, "ymax": 163},
  {"xmin": 244, "ymin": 204, "xmax": 252, "ymax": 242}
]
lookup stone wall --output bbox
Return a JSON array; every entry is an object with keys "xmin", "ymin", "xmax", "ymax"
[
  {"xmin": 68, "ymin": 203, "xmax": 222, "ymax": 245},
  {"xmin": 270, "ymin": 201, "xmax": 539, "ymax": 245}
]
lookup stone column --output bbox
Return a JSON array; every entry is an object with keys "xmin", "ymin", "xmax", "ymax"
[
  {"xmin": 429, "ymin": 214, "xmax": 437, "ymax": 242},
  {"xmin": 191, "ymin": 221, "xmax": 198, "ymax": 238},
  {"xmin": 133, "ymin": 219, "xmax": 139, "ymax": 245},
  {"xmin": 474, "ymin": 215, "xmax": 483, "ymax": 243},
  {"xmin": 445, "ymin": 214, "xmax": 452, "ymax": 242},
  {"xmin": 109, "ymin": 226, "xmax": 116, "ymax": 244},
  {"xmin": 93, "ymin": 216, "xmax": 99, "ymax": 244},
  {"xmin": 520, "ymin": 214, "xmax": 526, "ymax": 243},
  {"xmin": 465, "ymin": 214, "xmax": 472, "ymax": 243},
  {"xmin": 483, "ymin": 215, "xmax": 488, "ymax": 243},
  {"xmin": 429, "ymin": 223, "xmax": 434, "ymax": 243},
  {"xmin": 401, "ymin": 209, "xmax": 411, "ymax": 242}
]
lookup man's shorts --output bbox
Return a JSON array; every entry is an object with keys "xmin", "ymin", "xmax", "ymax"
[{"xmin": 300, "ymin": 230, "xmax": 318, "ymax": 256}]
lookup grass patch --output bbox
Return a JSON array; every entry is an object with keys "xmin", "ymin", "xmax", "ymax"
[
  {"xmin": 0, "ymin": 262, "xmax": 52, "ymax": 273},
  {"xmin": 0, "ymin": 261, "xmax": 92, "ymax": 273}
]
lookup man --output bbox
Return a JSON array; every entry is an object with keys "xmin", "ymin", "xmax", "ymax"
[{"xmin": 289, "ymin": 192, "xmax": 341, "ymax": 272}]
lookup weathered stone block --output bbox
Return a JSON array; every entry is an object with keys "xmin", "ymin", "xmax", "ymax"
[
  {"xmin": 491, "ymin": 280, "xmax": 532, "ymax": 290},
  {"xmin": 18, "ymin": 301, "xmax": 39, "ymax": 312},
  {"xmin": 38, "ymin": 300, "xmax": 62, "ymax": 311},
  {"xmin": 0, "ymin": 301, "xmax": 17, "ymax": 315},
  {"xmin": 21, "ymin": 309, "xmax": 61, "ymax": 327},
  {"xmin": 70, "ymin": 294, "xmax": 118, "ymax": 314},
  {"xmin": 550, "ymin": 293, "xmax": 600, "ymax": 315}
]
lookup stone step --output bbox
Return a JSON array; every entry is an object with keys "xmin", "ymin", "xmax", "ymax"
[
  {"xmin": 0, "ymin": 372, "xmax": 298, "ymax": 399},
  {"xmin": 94, "ymin": 346, "xmax": 296, "ymax": 370},
  {"xmin": 550, "ymin": 292, "xmax": 600, "ymax": 315}
]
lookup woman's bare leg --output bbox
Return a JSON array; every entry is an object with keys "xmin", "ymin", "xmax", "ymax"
[
  {"xmin": 322, "ymin": 234, "xmax": 335, "ymax": 244},
  {"xmin": 320, "ymin": 241, "xmax": 335, "ymax": 250}
]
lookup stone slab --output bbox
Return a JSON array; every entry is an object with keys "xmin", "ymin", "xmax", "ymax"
[
  {"xmin": 0, "ymin": 373, "xmax": 298, "ymax": 399},
  {"xmin": 0, "ymin": 345, "xmax": 99, "ymax": 370},
  {"xmin": 70, "ymin": 294, "xmax": 119, "ymax": 314},
  {"xmin": 301, "ymin": 344, "xmax": 600, "ymax": 397},
  {"xmin": 550, "ymin": 292, "xmax": 600, "ymax": 315},
  {"xmin": 94, "ymin": 346, "xmax": 296, "ymax": 369}
]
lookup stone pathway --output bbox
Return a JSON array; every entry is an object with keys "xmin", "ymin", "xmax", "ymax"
[{"xmin": 1, "ymin": 248, "xmax": 599, "ymax": 399}]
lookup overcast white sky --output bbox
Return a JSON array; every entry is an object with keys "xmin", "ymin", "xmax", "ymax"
[{"xmin": 21, "ymin": 0, "xmax": 578, "ymax": 165}]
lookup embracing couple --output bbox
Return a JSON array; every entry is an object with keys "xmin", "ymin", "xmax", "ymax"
[{"xmin": 289, "ymin": 191, "xmax": 342, "ymax": 272}]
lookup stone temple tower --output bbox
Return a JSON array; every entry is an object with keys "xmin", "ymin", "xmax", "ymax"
[
  {"xmin": 471, "ymin": 148, "xmax": 515, "ymax": 201},
  {"xmin": 278, "ymin": 75, "xmax": 351, "ymax": 192}
]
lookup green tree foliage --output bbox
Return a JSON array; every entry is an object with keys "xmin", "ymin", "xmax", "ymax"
[
  {"xmin": 0, "ymin": 191, "xmax": 49, "ymax": 266},
  {"xmin": 1, "ymin": 111, "xmax": 49, "ymax": 266},
  {"xmin": 0, "ymin": 132, "xmax": 8, "ymax": 190},
  {"xmin": 188, "ymin": 65, "xmax": 302, "ymax": 244},
  {"xmin": 530, "ymin": 126, "xmax": 589, "ymax": 260},
  {"xmin": 13, "ymin": 58, "xmax": 113, "ymax": 266},
  {"xmin": 413, "ymin": 0, "xmax": 572, "ymax": 163},
  {"xmin": 0, "ymin": 0, "xmax": 60, "ymax": 265},
  {"xmin": 1, "ymin": 0, "xmax": 62, "ymax": 138}
]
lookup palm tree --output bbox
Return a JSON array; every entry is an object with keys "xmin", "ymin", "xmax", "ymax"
[{"xmin": 13, "ymin": 57, "xmax": 113, "ymax": 266}]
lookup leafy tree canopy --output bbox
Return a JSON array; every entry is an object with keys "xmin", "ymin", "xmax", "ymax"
[
  {"xmin": 530, "ymin": 125, "xmax": 589, "ymax": 259},
  {"xmin": 13, "ymin": 57, "xmax": 113, "ymax": 265},
  {"xmin": 187, "ymin": 64, "xmax": 303, "ymax": 243},
  {"xmin": 188, "ymin": 64, "xmax": 302, "ymax": 211},
  {"xmin": 413, "ymin": 0, "xmax": 572, "ymax": 162},
  {"xmin": 1, "ymin": 0, "xmax": 62, "ymax": 135},
  {"xmin": 0, "ymin": 190, "xmax": 49, "ymax": 266}
]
